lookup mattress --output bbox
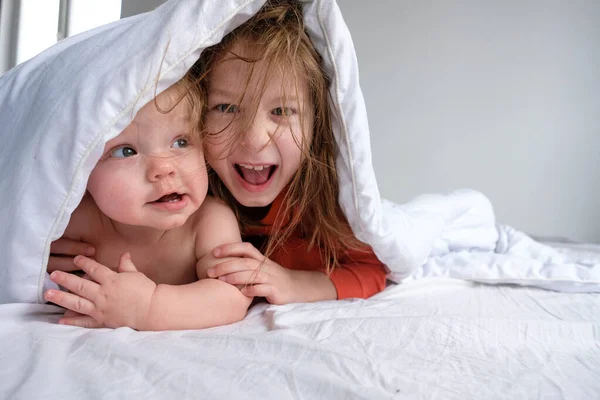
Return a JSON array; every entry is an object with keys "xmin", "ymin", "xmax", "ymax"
[{"xmin": 1, "ymin": 276, "xmax": 598, "ymax": 399}]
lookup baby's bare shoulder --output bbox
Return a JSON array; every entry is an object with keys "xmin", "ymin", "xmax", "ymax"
[
  {"xmin": 190, "ymin": 196, "xmax": 241, "ymax": 258},
  {"xmin": 188, "ymin": 196, "xmax": 236, "ymax": 227},
  {"xmin": 197, "ymin": 196, "xmax": 234, "ymax": 216}
]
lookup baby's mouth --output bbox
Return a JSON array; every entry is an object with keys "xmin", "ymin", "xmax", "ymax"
[
  {"xmin": 153, "ymin": 193, "xmax": 183, "ymax": 203},
  {"xmin": 234, "ymin": 164, "xmax": 276, "ymax": 185}
]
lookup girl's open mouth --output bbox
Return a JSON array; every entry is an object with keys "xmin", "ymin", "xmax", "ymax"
[{"xmin": 234, "ymin": 164, "xmax": 277, "ymax": 185}]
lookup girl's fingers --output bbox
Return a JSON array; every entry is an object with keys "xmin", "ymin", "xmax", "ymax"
[
  {"xmin": 213, "ymin": 242, "xmax": 263, "ymax": 260},
  {"xmin": 240, "ymin": 284, "xmax": 272, "ymax": 298},
  {"xmin": 49, "ymin": 270, "xmax": 100, "ymax": 300},
  {"xmin": 47, "ymin": 256, "xmax": 81, "ymax": 273},
  {"xmin": 59, "ymin": 315, "xmax": 104, "ymax": 329},
  {"xmin": 50, "ymin": 238, "xmax": 95, "ymax": 258},
  {"xmin": 207, "ymin": 258, "xmax": 262, "ymax": 278},
  {"xmin": 44, "ymin": 289, "xmax": 96, "ymax": 317},
  {"xmin": 217, "ymin": 270, "xmax": 266, "ymax": 286},
  {"xmin": 73, "ymin": 256, "xmax": 114, "ymax": 284}
]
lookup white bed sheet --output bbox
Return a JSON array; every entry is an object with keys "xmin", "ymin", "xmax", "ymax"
[{"xmin": 1, "ymin": 278, "xmax": 598, "ymax": 400}]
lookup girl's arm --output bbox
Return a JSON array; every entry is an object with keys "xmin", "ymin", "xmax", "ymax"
[
  {"xmin": 326, "ymin": 247, "xmax": 388, "ymax": 300},
  {"xmin": 207, "ymin": 242, "xmax": 387, "ymax": 303},
  {"xmin": 46, "ymin": 193, "xmax": 103, "ymax": 274}
]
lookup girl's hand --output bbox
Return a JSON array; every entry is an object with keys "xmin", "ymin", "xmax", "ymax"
[
  {"xmin": 48, "ymin": 238, "xmax": 95, "ymax": 273},
  {"xmin": 44, "ymin": 253, "xmax": 156, "ymax": 330},
  {"xmin": 207, "ymin": 242, "xmax": 329, "ymax": 305}
]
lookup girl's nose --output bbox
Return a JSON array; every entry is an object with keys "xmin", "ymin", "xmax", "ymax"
[
  {"xmin": 240, "ymin": 118, "xmax": 272, "ymax": 152},
  {"xmin": 146, "ymin": 156, "xmax": 176, "ymax": 182}
]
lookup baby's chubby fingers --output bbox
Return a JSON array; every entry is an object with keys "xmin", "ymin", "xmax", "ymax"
[
  {"xmin": 48, "ymin": 270, "xmax": 100, "ymax": 299},
  {"xmin": 44, "ymin": 289, "xmax": 96, "ymax": 317},
  {"xmin": 73, "ymin": 255, "xmax": 115, "ymax": 284},
  {"xmin": 59, "ymin": 314, "xmax": 104, "ymax": 329}
]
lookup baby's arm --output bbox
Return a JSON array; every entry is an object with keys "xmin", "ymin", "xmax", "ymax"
[
  {"xmin": 141, "ymin": 197, "xmax": 252, "ymax": 330},
  {"xmin": 47, "ymin": 198, "xmax": 251, "ymax": 331}
]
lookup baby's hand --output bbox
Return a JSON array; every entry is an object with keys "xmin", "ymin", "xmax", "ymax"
[
  {"xmin": 207, "ymin": 242, "xmax": 299, "ymax": 305},
  {"xmin": 57, "ymin": 310, "xmax": 105, "ymax": 329},
  {"xmin": 57, "ymin": 274, "xmax": 105, "ymax": 328},
  {"xmin": 44, "ymin": 253, "xmax": 156, "ymax": 330}
]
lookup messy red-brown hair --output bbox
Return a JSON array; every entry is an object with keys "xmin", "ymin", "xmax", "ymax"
[{"xmin": 192, "ymin": 0, "xmax": 369, "ymax": 274}]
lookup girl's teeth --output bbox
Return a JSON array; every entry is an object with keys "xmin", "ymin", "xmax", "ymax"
[{"xmin": 239, "ymin": 164, "xmax": 265, "ymax": 171}]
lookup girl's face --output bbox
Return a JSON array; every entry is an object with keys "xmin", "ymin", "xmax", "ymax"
[
  {"xmin": 204, "ymin": 41, "xmax": 313, "ymax": 207},
  {"xmin": 87, "ymin": 88, "xmax": 208, "ymax": 230}
]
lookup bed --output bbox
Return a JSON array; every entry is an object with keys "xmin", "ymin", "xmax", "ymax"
[
  {"xmin": 1, "ymin": 269, "xmax": 599, "ymax": 399},
  {"xmin": 0, "ymin": 0, "xmax": 598, "ymax": 398}
]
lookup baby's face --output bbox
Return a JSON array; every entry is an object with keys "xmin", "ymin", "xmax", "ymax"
[{"xmin": 87, "ymin": 88, "xmax": 208, "ymax": 230}]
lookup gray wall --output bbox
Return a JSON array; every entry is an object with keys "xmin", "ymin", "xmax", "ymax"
[
  {"xmin": 121, "ymin": 0, "xmax": 165, "ymax": 18},
  {"xmin": 120, "ymin": 0, "xmax": 600, "ymax": 243},
  {"xmin": 340, "ymin": 0, "xmax": 600, "ymax": 243}
]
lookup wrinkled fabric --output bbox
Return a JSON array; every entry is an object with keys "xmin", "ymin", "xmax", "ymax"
[{"xmin": 1, "ymin": 0, "xmax": 598, "ymax": 306}]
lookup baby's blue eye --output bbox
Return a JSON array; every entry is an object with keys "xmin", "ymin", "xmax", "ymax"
[
  {"xmin": 172, "ymin": 138, "xmax": 189, "ymax": 149},
  {"xmin": 215, "ymin": 104, "xmax": 239, "ymax": 113},
  {"xmin": 272, "ymin": 107, "xmax": 295, "ymax": 116},
  {"xmin": 110, "ymin": 146, "xmax": 137, "ymax": 158}
]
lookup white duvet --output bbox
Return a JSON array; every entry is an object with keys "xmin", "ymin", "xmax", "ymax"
[
  {"xmin": 0, "ymin": 0, "xmax": 598, "ymax": 304},
  {"xmin": 384, "ymin": 191, "xmax": 600, "ymax": 292}
]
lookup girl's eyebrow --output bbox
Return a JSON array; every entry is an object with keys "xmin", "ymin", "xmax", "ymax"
[
  {"xmin": 267, "ymin": 96, "xmax": 302, "ymax": 104},
  {"xmin": 209, "ymin": 86, "xmax": 304, "ymax": 104},
  {"xmin": 208, "ymin": 87, "xmax": 238, "ymax": 97}
]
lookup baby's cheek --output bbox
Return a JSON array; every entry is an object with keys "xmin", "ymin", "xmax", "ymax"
[{"xmin": 98, "ymin": 188, "xmax": 139, "ymax": 222}]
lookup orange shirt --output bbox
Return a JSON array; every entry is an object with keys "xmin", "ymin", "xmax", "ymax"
[{"xmin": 242, "ymin": 193, "xmax": 387, "ymax": 299}]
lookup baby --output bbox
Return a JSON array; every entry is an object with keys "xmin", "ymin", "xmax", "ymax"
[{"xmin": 44, "ymin": 73, "xmax": 252, "ymax": 331}]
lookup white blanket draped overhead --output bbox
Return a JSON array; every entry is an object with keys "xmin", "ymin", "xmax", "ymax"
[{"xmin": 0, "ymin": 0, "xmax": 598, "ymax": 304}]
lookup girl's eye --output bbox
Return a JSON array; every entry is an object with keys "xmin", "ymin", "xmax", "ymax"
[
  {"xmin": 172, "ymin": 138, "xmax": 189, "ymax": 149},
  {"xmin": 272, "ymin": 107, "xmax": 295, "ymax": 117},
  {"xmin": 109, "ymin": 146, "xmax": 137, "ymax": 158},
  {"xmin": 215, "ymin": 104, "xmax": 239, "ymax": 113}
]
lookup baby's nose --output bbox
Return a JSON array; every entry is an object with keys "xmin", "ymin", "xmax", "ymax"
[{"xmin": 147, "ymin": 156, "xmax": 176, "ymax": 181}]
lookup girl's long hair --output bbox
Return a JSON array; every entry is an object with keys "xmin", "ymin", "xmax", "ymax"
[{"xmin": 194, "ymin": 0, "xmax": 369, "ymax": 274}]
